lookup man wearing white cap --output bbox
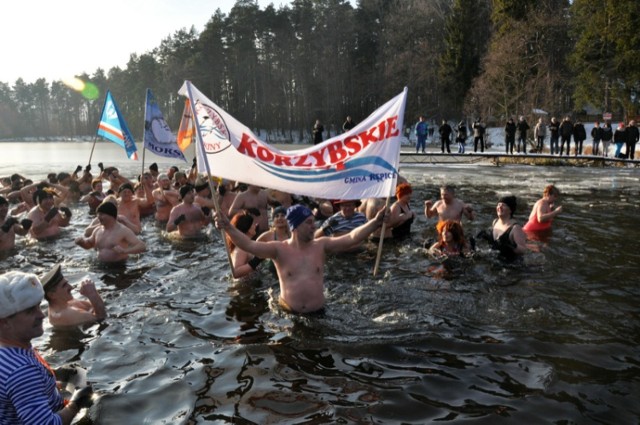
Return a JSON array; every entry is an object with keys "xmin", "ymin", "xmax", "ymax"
[{"xmin": 0, "ymin": 271, "xmax": 92, "ymax": 424}]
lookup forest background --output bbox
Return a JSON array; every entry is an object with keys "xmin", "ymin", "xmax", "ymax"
[{"xmin": 0, "ymin": 0, "xmax": 638, "ymax": 142}]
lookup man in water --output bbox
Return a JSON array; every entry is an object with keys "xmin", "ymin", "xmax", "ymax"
[
  {"xmin": 27, "ymin": 189, "xmax": 72, "ymax": 240},
  {"xmin": 227, "ymin": 184, "xmax": 269, "ymax": 235},
  {"xmin": 0, "ymin": 196, "xmax": 32, "ymax": 251},
  {"xmin": 41, "ymin": 264, "xmax": 106, "ymax": 327},
  {"xmin": 75, "ymin": 201, "xmax": 146, "ymax": 262},
  {"xmin": 215, "ymin": 204, "xmax": 389, "ymax": 314},
  {"xmin": 0, "ymin": 271, "xmax": 93, "ymax": 423},
  {"xmin": 166, "ymin": 185, "xmax": 210, "ymax": 238},
  {"xmin": 314, "ymin": 199, "xmax": 366, "ymax": 238},
  {"xmin": 153, "ymin": 173, "xmax": 180, "ymax": 223},
  {"xmin": 424, "ymin": 185, "xmax": 475, "ymax": 224}
]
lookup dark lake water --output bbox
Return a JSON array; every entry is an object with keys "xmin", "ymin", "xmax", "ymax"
[{"xmin": 1, "ymin": 142, "xmax": 639, "ymax": 424}]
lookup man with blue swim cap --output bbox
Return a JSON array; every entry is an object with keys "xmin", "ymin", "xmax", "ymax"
[{"xmin": 215, "ymin": 203, "xmax": 389, "ymax": 314}]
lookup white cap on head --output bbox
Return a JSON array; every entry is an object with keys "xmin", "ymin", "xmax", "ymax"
[{"xmin": 0, "ymin": 271, "xmax": 44, "ymax": 319}]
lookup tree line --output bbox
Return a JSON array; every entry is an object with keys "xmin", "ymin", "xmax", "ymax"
[{"xmin": 0, "ymin": 0, "xmax": 638, "ymax": 142}]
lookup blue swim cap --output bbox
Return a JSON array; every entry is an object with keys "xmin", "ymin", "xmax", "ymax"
[{"xmin": 286, "ymin": 204, "xmax": 313, "ymax": 231}]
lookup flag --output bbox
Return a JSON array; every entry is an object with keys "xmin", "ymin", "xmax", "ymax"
[
  {"xmin": 97, "ymin": 90, "xmax": 138, "ymax": 160},
  {"xmin": 176, "ymin": 99, "xmax": 195, "ymax": 152},
  {"xmin": 143, "ymin": 89, "xmax": 186, "ymax": 162},
  {"xmin": 178, "ymin": 81, "xmax": 407, "ymax": 200}
]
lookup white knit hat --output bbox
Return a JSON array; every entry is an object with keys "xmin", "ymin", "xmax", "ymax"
[{"xmin": 0, "ymin": 271, "xmax": 44, "ymax": 319}]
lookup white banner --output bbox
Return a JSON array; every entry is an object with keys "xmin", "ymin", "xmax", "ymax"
[{"xmin": 178, "ymin": 81, "xmax": 407, "ymax": 200}]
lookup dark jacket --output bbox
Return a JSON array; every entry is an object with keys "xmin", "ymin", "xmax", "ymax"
[
  {"xmin": 626, "ymin": 125, "xmax": 639, "ymax": 143},
  {"xmin": 614, "ymin": 128, "xmax": 627, "ymax": 144},
  {"xmin": 573, "ymin": 123, "xmax": 586, "ymax": 141},
  {"xmin": 601, "ymin": 125, "xmax": 613, "ymax": 142},
  {"xmin": 560, "ymin": 120, "xmax": 573, "ymax": 138},
  {"xmin": 591, "ymin": 126, "xmax": 602, "ymax": 141},
  {"xmin": 516, "ymin": 120, "xmax": 530, "ymax": 138},
  {"xmin": 504, "ymin": 121, "xmax": 516, "ymax": 141},
  {"xmin": 549, "ymin": 121, "xmax": 560, "ymax": 139},
  {"xmin": 439, "ymin": 123, "xmax": 453, "ymax": 140}
]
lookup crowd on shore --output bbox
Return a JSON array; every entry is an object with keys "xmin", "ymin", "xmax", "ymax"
[{"xmin": 409, "ymin": 116, "xmax": 639, "ymax": 158}]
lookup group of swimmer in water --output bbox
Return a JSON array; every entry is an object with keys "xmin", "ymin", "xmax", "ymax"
[{"xmin": 0, "ymin": 160, "xmax": 563, "ymax": 315}]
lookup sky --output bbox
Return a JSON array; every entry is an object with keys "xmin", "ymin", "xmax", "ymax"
[{"xmin": 0, "ymin": 0, "xmax": 290, "ymax": 84}]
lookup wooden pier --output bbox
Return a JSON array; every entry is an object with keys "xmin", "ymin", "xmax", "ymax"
[{"xmin": 399, "ymin": 150, "xmax": 640, "ymax": 167}]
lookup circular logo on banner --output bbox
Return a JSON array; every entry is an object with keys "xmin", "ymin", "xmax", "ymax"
[{"xmin": 196, "ymin": 102, "xmax": 231, "ymax": 154}]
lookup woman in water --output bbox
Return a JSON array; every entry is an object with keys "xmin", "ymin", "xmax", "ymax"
[
  {"xmin": 522, "ymin": 184, "xmax": 562, "ymax": 236},
  {"xmin": 428, "ymin": 220, "xmax": 470, "ymax": 258},
  {"xmin": 226, "ymin": 212, "xmax": 261, "ymax": 279},
  {"xmin": 492, "ymin": 195, "xmax": 528, "ymax": 262},
  {"xmin": 389, "ymin": 183, "xmax": 415, "ymax": 239}
]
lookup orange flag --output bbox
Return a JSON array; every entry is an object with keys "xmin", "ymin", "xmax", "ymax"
[{"xmin": 176, "ymin": 99, "xmax": 195, "ymax": 152}]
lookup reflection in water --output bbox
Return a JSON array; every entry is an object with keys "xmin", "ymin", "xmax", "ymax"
[{"xmin": 2, "ymin": 160, "xmax": 639, "ymax": 423}]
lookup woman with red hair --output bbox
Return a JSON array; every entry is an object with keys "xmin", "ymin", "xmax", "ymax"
[
  {"xmin": 428, "ymin": 220, "xmax": 470, "ymax": 258},
  {"xmin": 389, "ymin": 183, "xmax": 416, "ymax": 239}
]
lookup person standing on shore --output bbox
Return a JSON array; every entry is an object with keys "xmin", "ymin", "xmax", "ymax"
[
  {"xmin": 415, "ymin": 116, "xmax": 428, "ymax": 154},
  {"xmin": 559, "ymin": 116, "xmax": 573, "ymax": 156},
  {"xmin": 625, "ymin": 120, "xmax": 638, "ymax": 160},
  {"xmin": 601, "ymin": 121, "xmax": 613, "ymax": 157},
  {"xmin": 456, "ymin": 120, "xmax": 467, "ymax": 154},
  {"xmin": 613, "ymin": 122, "xmax": 627, "ymax": 158},
  {"xmin": 590, "ymin": 121, "xmax": 602, "ymax": 156},
  {"xmin": 312, "ymin": 119, "xmax": 324, "ymax": 145},
  {"xmin": 342, "ymin": 115, "xmax": 356, "ymax": 133},
  {"xmin": 573, "ymin": 120, "xmax": 587, "ymax": 156},
  {"xmin": 0, "ymin": 271, "xmax": 93, "ymax": 424},
  {"xmin": 438, "ymin": 119, "xmax": 452, "ymax": 154},
  {"xmin": 472, "ymin": 117, "xmax": 486, "ymax": 153},
  {"xmin": 504, "ymin": 117, "xmax": 516, "ymax": 154},
  {"xmin": 548, "ymin": 117, "xmax": 560, "ymax": 155},
  {"xmin": 516, "ymin": 116, "xmax": 530, "ymax": 154},
  {"xmin": 534, "ymin": 117, "xmax": 547, "ymax": 153}
]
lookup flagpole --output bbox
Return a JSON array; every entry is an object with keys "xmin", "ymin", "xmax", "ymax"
[
  {"xmin": 140, "ymin": 89, "xmax": 150, "ymax": 180},
  {"xmin": 372, "ymin": 195, "xmax": 392, "ymax": 277},
  {"xmin": 373, "ymin": 86, "xmax": 408, "ymax": 277},
  {"xmin": 184, "ymin": 81, "xmax": 234, "ymax": 272},
  {"xmin": 88, "ymin": 91, "xmax": 110, "ymax": 165}
]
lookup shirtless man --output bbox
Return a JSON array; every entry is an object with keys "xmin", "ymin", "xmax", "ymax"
[
  {"xmin": 41, "ymin": 264, "xmax": 106, "ymax": 327},
  {"xmin": 152, "ymin": 174, "xmax": 180, "ymax": 223},
  {"xmin": 424, "ymin": 185, "xmax": 475, "ymax": 223},
  {"xmin": 116, "ymin": 183, "xmax": 152, "ymax": 234},
  {"xmin": 193, "ymin": 180, "xmax": 215, "ymax": 216},
  {"xmin": 0, "ymin": 196, "xmax": 32, "ymax": 251},
  {"xmin": 166, "ymin": 185, "xmax": 210, "ymax": 238},
  {"xmin": 27, "ymin": 189, "xmax": 72, "ymax": 240},
  {"xmin": 228, "ymin": 184, "xmax": 269, "ymax": 234},
  {"xmin": 75, "ymin": 201, "xmax": 146, "ymax": 262},
  {"xmin": 79, "ymin": 178, "xmax": 106, "ymax": 215},
  {"xmin": 215, "ymin": 204, "xmax": 389, "ymax": 314}
]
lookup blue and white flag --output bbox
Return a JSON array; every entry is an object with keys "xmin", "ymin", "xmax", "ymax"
[
  {"xmin": 143, "ymin": 89, "xmax": 186, "ymax": 162},
  {"xmin": 97, "ymin": 90, "xmax": 138, "ymax": 160}
]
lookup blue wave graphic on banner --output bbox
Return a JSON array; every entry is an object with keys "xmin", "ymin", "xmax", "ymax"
[{"xmin": 254, "ymin": 156, "xmax": 397, "ymax": 183}]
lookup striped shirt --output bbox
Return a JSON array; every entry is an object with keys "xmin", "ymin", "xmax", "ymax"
[
  {"xmin": 0, "ymin": 347, "xmax": 64, "ymax": 425},
  {"xmin": 320, "ymin": 212, "xmax": 367, "ymax": 236}
]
